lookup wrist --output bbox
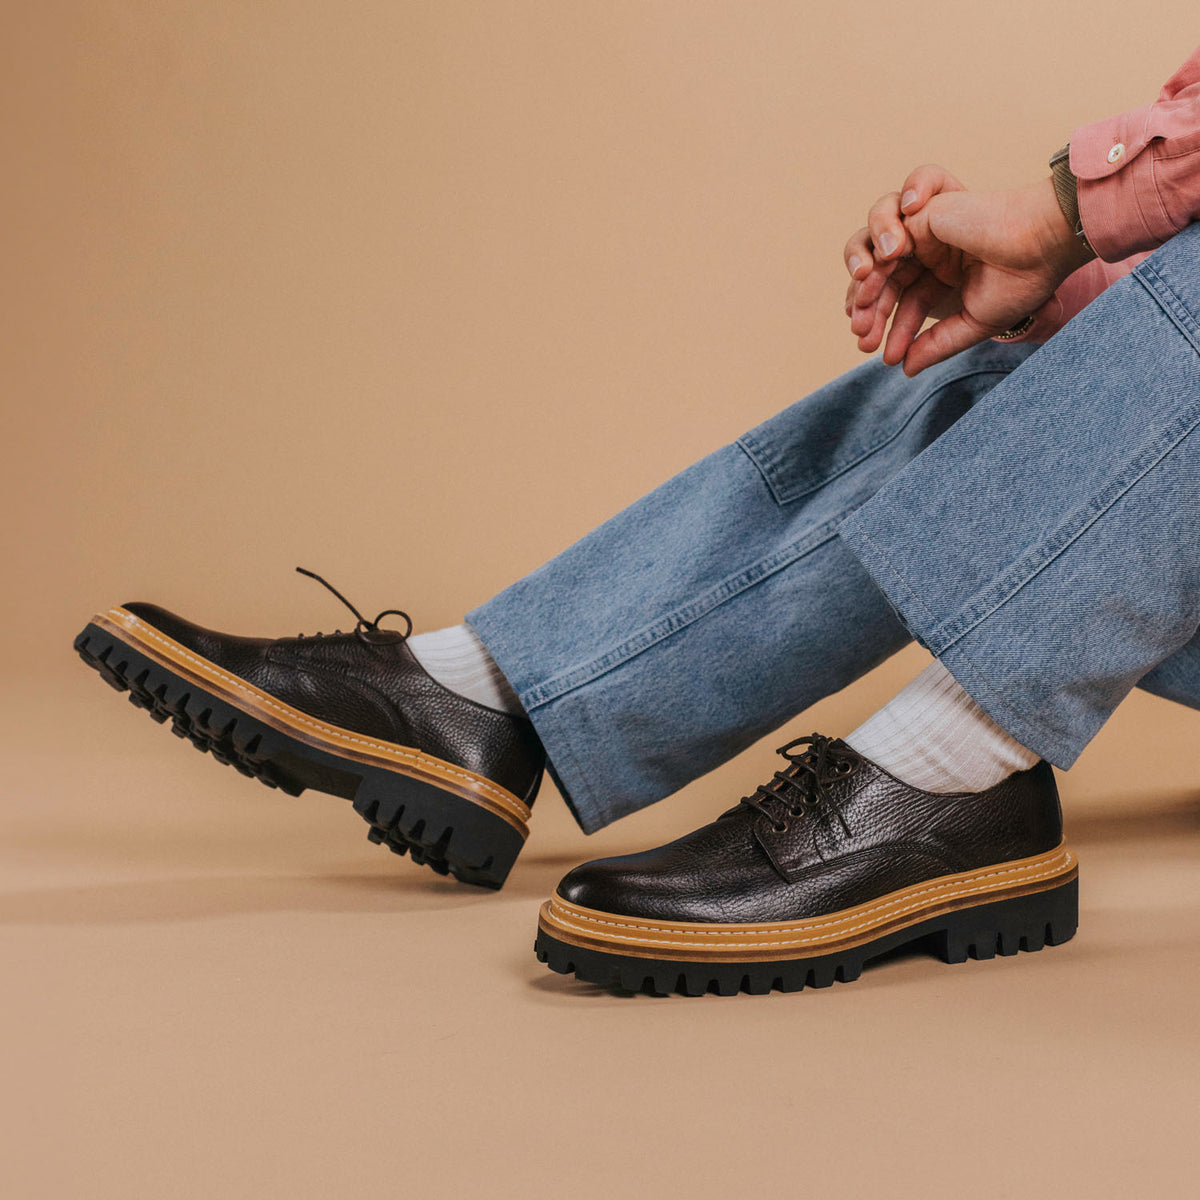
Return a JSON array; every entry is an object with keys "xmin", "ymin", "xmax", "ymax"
[{"xmin": 1027, "ymin": 176, "xmax": 1094, "ymax": 282}]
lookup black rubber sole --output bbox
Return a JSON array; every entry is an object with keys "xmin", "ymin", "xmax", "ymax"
[
  {"xmin": 74, "ymin": 621, "xmax": 528, "ymax": 888},
  {"xmin": 535, "ymin": 877, "xmax": 1079, "ymax": 996}
]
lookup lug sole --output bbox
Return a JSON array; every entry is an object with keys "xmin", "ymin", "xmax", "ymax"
[
  {"xmin": 536, "ymin": 853, "xmax": 1078, "ymax": 995},
  {"xmin": 74, "ymin": 610, "xmax": 533, "ymax": 889}
]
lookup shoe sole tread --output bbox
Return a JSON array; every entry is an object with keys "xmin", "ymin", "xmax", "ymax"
[
  {"xmin": 75, "ymin": 620, "xmax": 528, "ymax": 888},
  {"xmin": 535, "ymin": 875, "xmax": 1079, "ymax": 995}
]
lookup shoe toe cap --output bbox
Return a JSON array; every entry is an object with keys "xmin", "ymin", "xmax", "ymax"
[
  {"xmin": 120, "ymin": 601, "xmax": 272, "ymax": 665},
  {"xmin": 555, "ymin": 849, "xmax": 712, "ymax": 921},
  {"xmin": 556, "ymin": 856, "xmax": 630, "ymax": 911},
  {"xmin": 121, "ymin": 602, "xmax": 207, "ymax": 648}
]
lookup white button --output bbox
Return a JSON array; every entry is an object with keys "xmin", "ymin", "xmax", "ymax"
[{"xmin": 1107, "ymin": 142, "xmax": 1125, "ymax": 164}]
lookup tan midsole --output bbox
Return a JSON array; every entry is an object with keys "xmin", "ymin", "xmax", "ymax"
[
  {"xmin": 94, "ymin": 607, "xmax": 531, "ymax": 837},
  {"xmin": 538, "ymin": 843, "xmax": 1077, "ymax": 962}
]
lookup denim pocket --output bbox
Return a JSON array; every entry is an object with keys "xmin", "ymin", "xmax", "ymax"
[{"xmin": 736, "ymin": 345, "xmax": 1034, "ymax": 506}]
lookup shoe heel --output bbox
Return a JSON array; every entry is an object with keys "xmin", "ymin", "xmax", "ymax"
[
  {"xmin": 934, "ymin": 875, "xmax": 1078, "ymax": 964},
  {"xmin": 353, "ymin": 773, "xmax": 527, "ymax": 890}
]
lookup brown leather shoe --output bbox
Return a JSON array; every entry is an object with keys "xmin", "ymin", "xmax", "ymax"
[{"xmin": 536, "ymin": 733, "xmax": 1077, "ymax": 994}]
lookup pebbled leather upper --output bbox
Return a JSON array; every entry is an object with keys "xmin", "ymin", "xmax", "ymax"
[
  {"xmin": 122, "ymin": 602, "xmax": 545, "ymax": 802},
  {"xmin": 556, "ymin": 742, "xmax": 1064, "ymax": 923}
]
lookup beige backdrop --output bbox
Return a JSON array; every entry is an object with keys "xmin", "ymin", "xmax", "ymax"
[{"xmin": 3, "ymin": 4, "xmax": 1199, "ymax": 1198}]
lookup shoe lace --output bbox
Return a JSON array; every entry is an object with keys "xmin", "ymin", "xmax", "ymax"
[
  {"xmin": 293, "ymin": 566, "xmax": 413, "ymax": 645},
  {"xmin": 738, "ymin": 732, "xmax": 860, "ymax": 837}
]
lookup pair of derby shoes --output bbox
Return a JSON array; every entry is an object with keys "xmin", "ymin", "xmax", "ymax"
[{"xmin": 75, "ymin": 583, "xmax": 1077, "ymax": 997}]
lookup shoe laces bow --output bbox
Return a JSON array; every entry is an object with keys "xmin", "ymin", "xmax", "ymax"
[{"xmin": 294, "ymin": 566, "xmax": 413, "ymax": 644}]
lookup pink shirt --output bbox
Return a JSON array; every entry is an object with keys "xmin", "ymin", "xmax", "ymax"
[{"xmin": 1006, "ymin": 45, "xmax": 1200, "ymax": 342}]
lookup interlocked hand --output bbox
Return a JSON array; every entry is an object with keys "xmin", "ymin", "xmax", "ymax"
[{"xmin": 843, "ymin": 164, "xmax": 1093, "ymax": 375}]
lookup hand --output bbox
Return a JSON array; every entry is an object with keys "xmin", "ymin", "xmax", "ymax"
[
  {"xmin": 843, "ymin": 165, "xmax": 1094, "ymax": 376},
  {"xmin": 843, "ymin": 164, "xmax": 966, "ymax": 363}
]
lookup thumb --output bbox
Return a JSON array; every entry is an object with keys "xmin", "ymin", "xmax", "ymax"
[
  {"xmin": 924, "ymin": 190, "xmax": 1014, "ymax": 262},
  {"xmin": 901, "ymin": 310, "xmax": 991, "ymax": 376}
]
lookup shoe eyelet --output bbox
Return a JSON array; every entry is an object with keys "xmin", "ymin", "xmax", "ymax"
[
  {"xmin": 773, "ymin": 821, "xmax": 789, "ymax": 834},
  {"xmin": 835, "ymin": 760, "xmax": 854, "ymax": 775}
]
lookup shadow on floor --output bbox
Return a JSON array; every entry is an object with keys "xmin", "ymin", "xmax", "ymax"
[
  {"xmin": 0, "ymin": 869, "xmax": 506, "ymax": 925},
  {"xmin": 0, "ymin": 841, "xmax": 583, "ymax": 925},
  {"xmin": 1065, "ymin": 789, "xmax": 1200, "ymax": 844}
]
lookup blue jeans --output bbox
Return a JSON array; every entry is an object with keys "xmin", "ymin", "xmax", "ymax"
[{"xmin": 469, "ymin": 221, "xmax": 1200, "ymax": 834}]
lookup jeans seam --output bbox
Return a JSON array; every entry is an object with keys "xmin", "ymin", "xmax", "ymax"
[
  {"xmin": 838, "ymin": 515, "xmax": 942, "ymax": 636},
  {"xmin": 737, "ymin": 360, "xmax": 1030, "ymax": 506},
  {"xmin": 1134, "ymin": 259, "xmax": 1200, "ymax": 354},
  {"xmin": 521, "ymin": 507, "xmax": 853, "ymax": 710},
  {"xmin": 533, "ymin": 699, "xmax": 610, "ymax": 833}
]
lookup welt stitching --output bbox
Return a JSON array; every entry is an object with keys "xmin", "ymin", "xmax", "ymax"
[
  {"xmin": 548, "ymin": 849, "xmax": 1074, "ymax": 948},
  {"xmin": 108, "ymin": 610, "xmax": 530, "ymax": 821}
]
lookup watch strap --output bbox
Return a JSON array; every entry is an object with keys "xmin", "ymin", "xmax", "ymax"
[{"xmin": 1049, "ymin": 142, "xmax": 1095, "ymax": 258}]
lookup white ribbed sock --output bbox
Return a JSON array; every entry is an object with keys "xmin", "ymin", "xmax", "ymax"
[
  {"xmin": 845, "ymin": 659, "xmax": 1039, "ymax": 793},
  {"xmin": 407, "ymin": 624, "xmax": 524, "ymax": 715}
]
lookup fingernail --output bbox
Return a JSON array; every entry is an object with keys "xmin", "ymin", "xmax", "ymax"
[
  {"xmin": 901, "ymin": 189, "xmax": 918, "ymax": 210},
  {"xmin": 878, "ymin": 232, "xmax": 898, "ymax": 256},
  {"xmin": 849, "ymin": 255, "xmax": 862, "ymax": 275}
]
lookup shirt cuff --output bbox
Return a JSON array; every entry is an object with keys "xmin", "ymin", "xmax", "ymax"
[{"xmin": 1070, "ymin": 105, "xmax": 1179, "ymax": 261}]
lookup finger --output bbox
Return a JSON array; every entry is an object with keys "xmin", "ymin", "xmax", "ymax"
[
  {"xmin": 853, "ymin": 257, "xmax": 904, "ymax": 309},
  {"xmin": 851, "ymin": 305, "xmax": 872, "ymax": 336},
  {"xmin": 858, "ymin": 298, "xmax": 892, "ymax": 355},
  {"xmin": 852, "ymin": 265, "xmax": 917, "ymax": 337},
  {"xmin": 845, "ymin": 278, "xmax": 857, "ymax": 317},
  {"xmin": 902, "ymin": 310, "xmax": 989, "ymax": 376},
  {"xmin": 853, "ymin": 254, "xmax": 923, "ymax": 319},
  {"xmin": 882, "ymin": 275, "xmax": 943, "ymax": 365},
  {"xmin": 857, "ymin": 276, "xmax": 904, "ymax": 352},
  {"xmin": 900, "ymin": 202, "xmax": 956, "ymax": 281},
  {"xmin": 844, "ymin": 227, "xmax": 874, "ymax": 280},
  {"xmin": 851, "ymin": 281, "xmax": 883, "ymax": 335},
  {"xmin": 872, "ymin": 271, "xmax": 908, "ymax": 330},
  {"xmin": 867, "ymin": 192, "xmax": 911, "ymax": 261},
  {"xmin": 898, "ymin": 162, "xmax": 968, "ymax": 215}
]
